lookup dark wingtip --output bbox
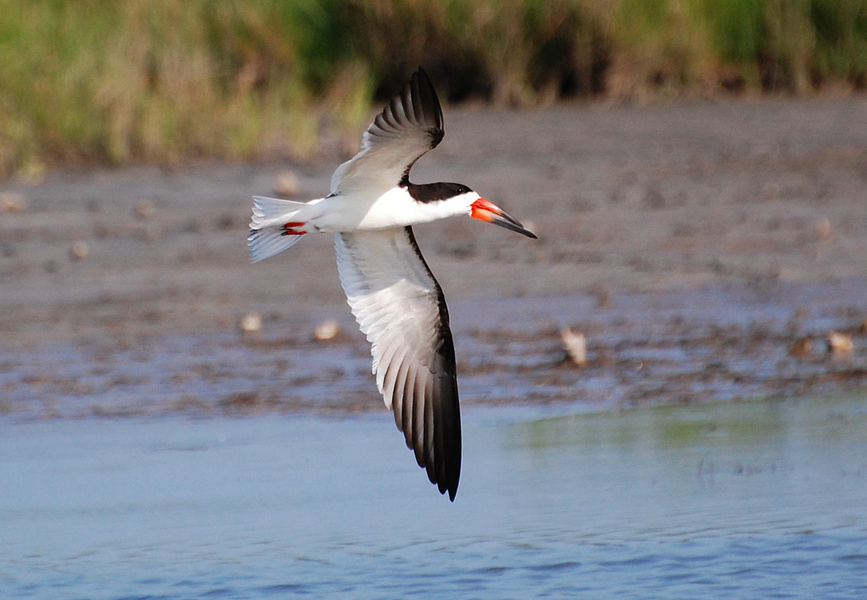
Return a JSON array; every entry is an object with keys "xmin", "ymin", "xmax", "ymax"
[
  {"xmin": 448, "ymin": 460, "xmax": 461, "ymax": 502},
  {"xmin": 410, "ymin": 67, "xmax": 444, "ymax": 134}
]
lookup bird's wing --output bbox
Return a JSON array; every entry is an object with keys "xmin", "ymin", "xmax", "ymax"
[
  {"xmin": 335, "ymin": 227, "xmax": 461, "ymax": 500},
  {"xmin": 330, "ymin": 68, "xmax": 445, "ymax": 196}
]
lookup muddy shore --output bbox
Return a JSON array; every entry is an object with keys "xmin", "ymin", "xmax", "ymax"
[{"xmin": 1, "ymin": 97, "xmax": 866, "ymax": 418}]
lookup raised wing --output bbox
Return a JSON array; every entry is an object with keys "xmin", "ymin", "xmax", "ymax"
[
  {"xmin": 330, "ymin": 68, "xmax": 445, "ymax": 196},
  {"xmin": 334, "ymin": 228, "xmax": 461, "ymax": 500}
]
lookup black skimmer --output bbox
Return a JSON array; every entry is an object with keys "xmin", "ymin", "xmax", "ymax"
[{"xmin": 248, "ymin": 68, "xmax": 536, "ymax": 501}]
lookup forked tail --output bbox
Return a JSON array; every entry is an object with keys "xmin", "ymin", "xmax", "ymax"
[{"xmin": 247, "ymin": 196, "xmax": 309, "ymax": 263}]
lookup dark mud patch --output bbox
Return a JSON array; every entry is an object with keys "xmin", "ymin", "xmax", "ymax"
[{"xmin": 2, "ymin": 283, "xmax": 865, "ymax": 420}]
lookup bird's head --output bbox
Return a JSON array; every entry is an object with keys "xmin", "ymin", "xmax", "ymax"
[{"xmin": 406, "ymin": 181, "xmax": 537, "ymax": 239}]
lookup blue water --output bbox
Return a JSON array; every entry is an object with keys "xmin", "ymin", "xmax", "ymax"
[{"xmin": 2, "ymin": 397, "xmax": 866, "ymax": 599}]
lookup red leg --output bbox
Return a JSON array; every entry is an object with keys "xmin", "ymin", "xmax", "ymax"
[{"xmin": 282, "ymin": 221, "xmax": 307, "ymax": 235}]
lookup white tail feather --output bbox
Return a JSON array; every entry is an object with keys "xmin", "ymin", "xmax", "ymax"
[
  {"xmin": 247, "ymin": 227, "xmax": 306, "ymax": 263},
  {"xmin": 249, "ymin": 196, "xmax": 307, "ymax": 229},
  {"xmin": 248, "ymin": 196, "xmax": 309, "ymax": 263}
]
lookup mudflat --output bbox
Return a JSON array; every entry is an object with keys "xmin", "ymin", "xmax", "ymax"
[{"xmin": 2, "ymin": 97, "xmax": 866, "ymax": 417}]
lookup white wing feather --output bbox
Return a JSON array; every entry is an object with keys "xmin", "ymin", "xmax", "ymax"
[{"xmin": 334, "ymin": 228, "xmax": 460, "ymax": 498}]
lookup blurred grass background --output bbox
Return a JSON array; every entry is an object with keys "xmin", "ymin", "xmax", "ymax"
[{"xmin": 1, "ymin": 0, "xmax": 866, "ymax": 177}]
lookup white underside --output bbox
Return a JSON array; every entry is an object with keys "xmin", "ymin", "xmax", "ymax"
[
  {"xmin": 252, "ymin": 188, "xmax": 477, "ymax": 233},
  {"xmin": 248, "ymin": 187, "xmax": 478, "ymax": 263}
]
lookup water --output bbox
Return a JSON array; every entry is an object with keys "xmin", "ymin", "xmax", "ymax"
[{"xmin": 2, "ymin": 396, "xmax": 866, "ymax": 599}]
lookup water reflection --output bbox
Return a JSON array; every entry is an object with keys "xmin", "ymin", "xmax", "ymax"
[
  {"xmin": 499, "ymin": 399, "xmax": 866, "ymax": 541},
  {"xmin": 2, "ymin": 396, "xmax": 866, "ymax": 598}
]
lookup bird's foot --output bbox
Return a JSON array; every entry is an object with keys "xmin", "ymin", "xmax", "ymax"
[{"xmin": 281, "ymin": 221, "xmax": 307, "ymax": 236}]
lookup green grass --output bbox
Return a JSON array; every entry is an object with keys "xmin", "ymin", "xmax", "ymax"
[{"xmin": 1, "ymin": 0, "xmax": 865, "ymax": 177}]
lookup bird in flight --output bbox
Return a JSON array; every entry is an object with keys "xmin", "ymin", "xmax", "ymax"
[{"xmin": 248, "ymin": 68, "xmax": 536, "ymax": 500}]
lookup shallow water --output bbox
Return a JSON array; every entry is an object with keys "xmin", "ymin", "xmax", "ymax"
[{"xmin": 3, "ymin": 396, "xmax": 866, "ymax": 599}]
